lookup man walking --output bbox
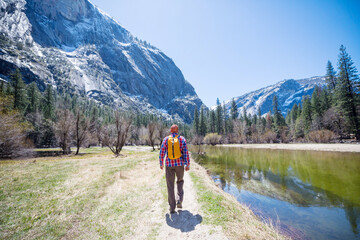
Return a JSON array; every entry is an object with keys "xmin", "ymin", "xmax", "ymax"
[{"xmin": 159, "ymin": 124, "xmax": 190, "ymax": 214}]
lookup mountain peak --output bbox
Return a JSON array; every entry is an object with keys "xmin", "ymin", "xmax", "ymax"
[
  {"xmin": 0, "ymin": 0, "xmax": 204, "ymax": 123},
  {"xmin": 221, "ymin": 76, "xmax": 326, "ymax": 116}
]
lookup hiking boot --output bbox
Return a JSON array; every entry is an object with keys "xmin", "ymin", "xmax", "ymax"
[
  {"xmin": 169, "ymin": 209, "xmax": 176, "ymax": 214},
  {"xmin": 176, "ymin": 201, "xmax": 182, "ymax": 209}
]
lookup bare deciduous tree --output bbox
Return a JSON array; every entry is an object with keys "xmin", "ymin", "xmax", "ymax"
[
  {"xmin": 191, "ymin": 135, "xmax": 203, "ymax": 154},
  {"xmin": 323, "ymin": 107, "xmax": 346, "ymax": 139},
  {"xmin": 74, "ymin": 110, "xmax": 90, "ymax": 155},
  {"xmin": 89, "ymin": 115, "xmax": 102, "ymax": 147},
  {"xmin": 102, "ymin": 112, "xmax": 132, "ymax": 156},
  {"xmin": 261, "ymin": 130, "xmax": 277, "ymax": 143},
  {"xmin": 147, "ymin": 122, "xmax": 156, "ymax": 151},
  {"xmin": 156, "ymin": 122, "xmax": 168, "ymax": 148},
  {"xmin": 129, "ymin": 125, "xmax": 139, "ymax": 145},
  {"xmin": 138, "ymin": 126, "xmax": 148, "ymax": 145},
  {"xmin": 233, "ymin": 120, "xmax": 248, "ymax": 143},
  {"xmin": 0, "ymin": 99, "xmax": 32, "ymax": 158},
  {"xmin": 55, "ymin": 109, "xmax": 74, "ymax": 154}
]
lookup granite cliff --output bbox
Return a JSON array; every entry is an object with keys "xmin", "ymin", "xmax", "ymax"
[{"xmin": 0, "ymin": 0, "xmax": 203, "ymax": 123}]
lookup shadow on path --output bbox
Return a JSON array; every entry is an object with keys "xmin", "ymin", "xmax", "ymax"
[{"xmin": 165, "ymin": 210, "xmax": 202, "ymax": 232}]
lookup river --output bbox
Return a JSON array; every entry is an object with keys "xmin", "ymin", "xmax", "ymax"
[{"xmin": 190, "ymin": 146, "xmax": 360, "ymax": 240}]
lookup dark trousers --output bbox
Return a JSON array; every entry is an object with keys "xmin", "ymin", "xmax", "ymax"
[{"xmin": 165, "ymin": 166, "xmax": 184, "ymax": 211}]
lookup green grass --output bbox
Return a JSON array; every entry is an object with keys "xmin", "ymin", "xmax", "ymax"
[
  {"xmin": 189, "ymin": 172, "xmax": 241, "ymax": 227},
  {"xmin": 0, "ymin": 148, "xmax": 159, "ymax": 239}
]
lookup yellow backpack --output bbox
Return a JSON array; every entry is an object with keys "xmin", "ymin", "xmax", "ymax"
[{"xmin": 168, "ymin": 135, "xmax": 182, "ymax": 159}]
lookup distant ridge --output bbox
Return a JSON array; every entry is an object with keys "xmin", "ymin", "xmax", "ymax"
[{"xmin": 220, "ymin": 76, "xmax": 326, "ymax": 116}]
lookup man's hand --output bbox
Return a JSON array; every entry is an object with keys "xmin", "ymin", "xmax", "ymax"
[
  {"xmin": 160, "ymin": 165, "xmax": 163, "ymax": 170},
  {"xmin": 185, "ymin": 166, "xmax": 190, "ymax": 171}
]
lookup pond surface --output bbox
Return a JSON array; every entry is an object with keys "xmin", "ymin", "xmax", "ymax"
[{"xmin": 190, "ymin": 146, "xmax": 360, "ymax": 240}]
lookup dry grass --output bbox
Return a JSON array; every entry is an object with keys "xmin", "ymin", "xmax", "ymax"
[{"xmin": 0, "ymin": 147, "xmax": 159, "ymax": 239}]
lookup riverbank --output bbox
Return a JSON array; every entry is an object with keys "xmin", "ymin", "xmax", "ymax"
[
  {"xmin": 0, "ymin": 147, "xmax": 287, "ymax": 239},
  {"xmin": 220, "ymin": 143, "xmax": 360, "ymax": 153},
  {"xmin": 190, "ymin": 161, "xmax": 288, "ymax": 239}
]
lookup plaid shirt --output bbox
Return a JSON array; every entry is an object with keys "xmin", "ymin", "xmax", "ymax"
[{"xmin": 159, "ymin": 133, "xmax": 190, "ymax": 167}]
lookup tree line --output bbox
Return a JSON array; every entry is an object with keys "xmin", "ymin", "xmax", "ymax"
[
  {"xmin": 0, "ymin": 70, "xmax": 187, "ymax": 158},
  {"xmin": 1, "ymin": 45, "xmax": 358, "ymax": 158},
  {"xmin": 191, "ymin": 45, "xmax": 360, "ymax": 145}
]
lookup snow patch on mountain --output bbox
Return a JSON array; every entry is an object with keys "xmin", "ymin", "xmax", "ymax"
[
  {"xmin": 221, "ymin": 77, "xmax": 326, "ymax": 117},
  {"xmin": 0, "ymin": 0, "xmax": 204, "ymax": 123}
]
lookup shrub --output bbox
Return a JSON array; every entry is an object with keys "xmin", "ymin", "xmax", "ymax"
[
  {"xmin": 307, "ymin": 130, "xmax": 335, "ymax": 143},
  {"xmin": 0, "ymin": 96, "xmax": 32, "ymax": 158},
  {"xmin": 279, "ymin": 126, "xmax": 290, "ymax": 143},
  {"xmin": 55, "ymin": 109, "xmax": 74, "ymax": 154},
  {"xmin": 250, "ymin": 133, "xmax": 261, "ymax": 143},
  {"xmin": 261, "ymin": 130, "xmax": 277, "ymax": 143},
  {"xmin": 204, "ymin": 133, "xmax": 222, "ymax": 146},
  {"xmin": 191, "ymin": 135, "xmax": 203, "ymax": 154}
]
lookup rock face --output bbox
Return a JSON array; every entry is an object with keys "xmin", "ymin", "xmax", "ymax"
[
  {"xmin": 0, "ymin": 0, "xmax": 203, "ymax": 123},
  {"xmin": 221, "ymin": 76, "xmax": 326, "ymax": 117}
]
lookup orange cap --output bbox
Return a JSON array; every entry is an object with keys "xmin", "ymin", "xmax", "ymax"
[{"xmin": 170, "ymin": 124, "xmax": 179, "ymax": 133}]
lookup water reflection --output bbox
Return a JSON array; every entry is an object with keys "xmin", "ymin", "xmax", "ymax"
[{"xmin": 191, "ymin": 146, "xmax": 360, "ymax": 240}]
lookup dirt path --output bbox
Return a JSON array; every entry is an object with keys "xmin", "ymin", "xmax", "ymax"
[
  {"xmin": 124, "ymin": 162, "xmax": 228, "ymax": 239},
  {"xmin": 155, "ymin": 171, "xmax": 227, "ymax": 240}
]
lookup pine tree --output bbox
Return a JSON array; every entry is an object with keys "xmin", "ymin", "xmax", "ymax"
[
  {"xmin": 320, "ymin": 88, "xmax": 331, "ymax": 114},
  {"xmin": 242, "ymin": 107, "xmax": 249, "ymax": 126},
  {"xmin": 71, "ymin": 94, "xmax": 79, "ymax": 111},
  {"xmin": 290, "ymin": 103, "xmax": 298, "ymax": 123},
  {"xmin": 209, "ymin": 110, "xmax": 216, "ymax": 133},
  {"xmin": 216, "ymin": 101, "xmax": 223, "ymax": 134},
  {"xmin": 289, "ymin": 104, "xmax": 298, "ymax": 139},
  {"xmin": 10, "ymin": 69, "xmax": 28, "ymax": 112},
  {"xmin": 230, "ymin": 98, "xmax": 238, "ymax": 120},
  {"xmin": 5, "ymin": 81, "xmax": 13, "ymax": 95},
  {"xmin": 295, "ymin": 117, "xmax": 305, "ymax": 138},
  {"xmin": 193, "ymin": 107, "xmax": 199, "ymax": 134},
  {"xmin": 223, "ymin": 102, "xmax": 228, "ymax": 134},
  {"xmin": 301, "ymin": 96, "xmax": 312, "ymax": 134},
  {"xmin": 311, "ymin": 86, "xmax": 322, "ymax": 117},
  {"xmin": 0, "ymin": 80, "xmax": 5, "ymax": 96},
  {"xmin": 257, "ymin": 108, "xmax": 262, "ymax": 119},
  {"xmin": 297, "ymin": 103, "xmax": 302, "ymax": 118},
  {"xmin": 326, "ymin": 60, "xmax": 337, "ymax": 92},
  {"xmin": 285, "ymin": 109, "xmax": 291, "ymax": 125},
  {"xmin": 272, "ymin": 95, "xmax": 285, "ymax": 128},
  {"xmin": 252, "ymin": 113, "xmax": 258, "ymax": 125},
  {"xmin": 199, "ymin": 106, "xmax": 207, "ymax": 136},
  {"xmin": 256, "ymin": 108, "xmax": 263, "ymax": 134},
  {"xmin": 26, "ymin": 82, "xmax": 41, "ymax": 114},
  {"xmin": 335, "ymin": 45, "xmax": 360, "ymax": 139},
  {"xmin": 43, "ymin": 84, "xmax": 55, "ymax": 120}
]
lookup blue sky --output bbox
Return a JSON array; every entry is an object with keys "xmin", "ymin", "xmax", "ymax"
[{"xmin": 91, "ymin": 0, "xmax": 360, "ymax": 107}]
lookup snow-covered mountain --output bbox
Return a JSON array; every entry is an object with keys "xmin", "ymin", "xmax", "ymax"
[
  {"xmin": 0, "ymin": 0, "xmax": 203, "ymax": 123},
  {"xmin": 221, "ymin": 76, "xmax": 326, "ymax": 117}
]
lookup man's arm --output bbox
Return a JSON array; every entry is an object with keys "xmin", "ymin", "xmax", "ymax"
[
  {"xmin": 181, "ymin": 137, "xmax": 190, "ymax": 171},
  {"xmin": 159, "ymin": 137, "xmax": 167, "ymax": 169}
]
